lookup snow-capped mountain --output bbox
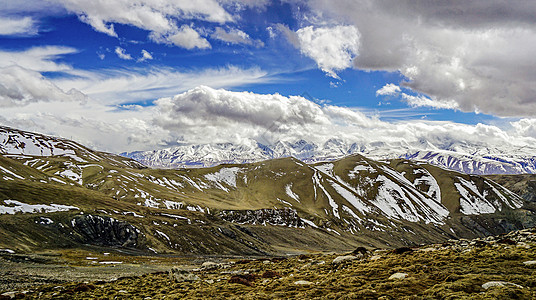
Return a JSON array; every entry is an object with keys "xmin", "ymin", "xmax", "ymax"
[
  {"xmin": 0, "ymin": 126, "xmax": 145, "ymax": 169},
  {"xmin": 1, "ymin": 125, "xmax": 534, "ymax": 254},
  {"xmin": 122, "ymin": 138, "xmax": 536, "ymax": 175}
]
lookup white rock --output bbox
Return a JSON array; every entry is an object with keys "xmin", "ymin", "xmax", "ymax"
[
  {"xmin": 201, "ymin": 261, "xmax": 219, "ymax": 269},
  {"xmin": 388, "ymin": 272, "xmax": 408, "ymax": 280},
  {"xmin": 523, "ymin": 260, "xmax": 536, "ymax": 266},
  {"xmin": 294, "ymin": 280, "xmax": 313, "ymax": 285},
  {"xmin": 332, "ymin": 255, "xmax": 359, "ymax": 264},
  {"xmin": 419, "ymin": 247, "xmax": 437, "ymax": 252},
  {"xmin": 482, "ymin": 281, "xmax": 523, "ymax": 289}
]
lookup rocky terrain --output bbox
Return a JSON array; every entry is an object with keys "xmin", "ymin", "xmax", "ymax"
[{"xmin": 2, "ymin": 227, "xmax": 536, "ymax": 299}]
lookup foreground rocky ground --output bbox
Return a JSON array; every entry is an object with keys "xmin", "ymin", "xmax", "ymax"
[{"xmin": 3, "ymin": 228, "xmax": 536, "ymax": 299}]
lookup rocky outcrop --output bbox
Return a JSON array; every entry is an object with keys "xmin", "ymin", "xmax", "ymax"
[
  {"xmin": 218, "ymin": 208, "xmax": 304, "ymax": 227},
  {"xmin": 71, "ymin": 214, "xmax": 142, "ymax": 248}
]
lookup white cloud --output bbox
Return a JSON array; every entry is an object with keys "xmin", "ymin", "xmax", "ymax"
[
  {"xmin": 300, "ymin": 0, "xmax": 536, "ymax": 117},
  {"xmin": 53, "ymin": 65, "xmax": 272, "ymax": 104},
  {"xmin": 511, "ymin": 119, "xmax": 536, "ymax": 138},
  {"xmin": 0, "ymin": 66, "xmax": 87, "ymax": 107},
  {"xmin": 0, "ymin": 46, "xmax": 77, "ymax": 72},
  {"xmin": 1, "ymin": 86, "xmax": 535, "ymax": 155},
  {"xmin": 0, "ymin": 45, "xmax": 274, "ymax": 111},
  {"xmin": 294, "ymin": 25, "xmax": 360, "ymax": 79},
  {"xmin": 212, "ymin": 27, "xmax": 263, "ymax": 47},
  {"xmin": 138, "ymin": 49, "xmax": 153, "ymax": 62},
  {"xmin": 151, "ymin": 87, "xmax": 531, "ymax": 152},
  {"xmin": 151, "ymin": 25, "xmax": 211, "ymax": 49},
  {"xmin": 0, "ymin": 16, "xmax": 38, "ymax": 36},
  {"xmin": 376, "ymin": 84, "xmax": 401, "ymax": 96},
  {"xmin": 0, "ymin": 46, "xmax": 86, "ymax": 107},
  {"xmin": 50, "ymin": 0, "xmax": 232, "ymax": 47},
  {"xmin": 114, "ymin": 47, "xmax": 133, "ymax": 60},
  {"xmin": 401, "ymin": 94, "xmax": 459, "ymax": 110}
]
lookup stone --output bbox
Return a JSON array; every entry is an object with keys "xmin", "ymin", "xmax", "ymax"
[
  {"xmin": 201, "ymin": 261, "xmax": 220, "ymax": 270},
  {"xmin": 523, "ymin": 260, "xmax": 536, "ymax": 266},
  {"xmin": 169, "ymin": 267, "xmax": 200, "ymax": 282},
  {"xmin": 332, "ymin": 255, "xmax": 361, "ymax": 264},
  {"xmin": 388, "ymin": 272, "xmax": 408, "ymax": 280},
  {"xmin": 294, "ymin": 280, "xmax": 313, "ymax": 285},
  {"xmin": 482, "ymin": 281, "xmax": 523, "ymax": 289}
]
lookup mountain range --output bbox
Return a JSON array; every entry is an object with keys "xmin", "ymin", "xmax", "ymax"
[
  {"xmin": 2, "ymin": 125, "xmax": 536, "ymax": 256},
  {"xmin": 122, "ymin": 138, "xmax": 536, "ymax": 175}
]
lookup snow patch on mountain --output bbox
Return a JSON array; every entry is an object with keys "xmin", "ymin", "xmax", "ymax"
[
  {"xmin": 204, "ymin": 167, "xmax": 241, "ymax": 190},
  {"xmin": 285, "ymin": 183, "xmax": 300, "ymax": 202},
  {"xmin": 0, "ymin": 200, "xmax": 79, "ymax": 215}
]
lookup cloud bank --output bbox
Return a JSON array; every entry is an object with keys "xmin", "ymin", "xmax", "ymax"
[
  {"xmin": 294, "ymin": 0, "xmax": 536, "ymax": 116},
  {"xmin": 1, "ymin": 86, "xmax": 536, "ymax": 155}
]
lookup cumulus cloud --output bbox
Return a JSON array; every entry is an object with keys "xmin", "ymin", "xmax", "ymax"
[
  {"xmin": 0, "ymin": 46, "xmax": 87, "ymax": 107},
  {"xmin": 0, "ymin": 16, "xmax": 38, "ymax": 36},
  {"xmin": 49, "ymin": 0, "xmax": 233, "ymax": 49},
  {"xmin": 0, "ymin": 66, "xmax": 87, "ymax": 107},
  {"xmin": 114, "ymin": 47, "xmax": 133, "ymax": 60},
  {"xmin": 511, "ymin": 119, "xmax": 536, "ymax": 138},
  {"xmin": 1, "ymin": 86, "xmax": 535, "ymax": 154},
  {"xmin": 138, "ymin": 49, "xmax": 153, "ymax": 62},
  {"xmin": 376, "ymin": 83, "xmax": 401, "ymax": 96},
  {"xmin": 291, "ymin": 25, "xmax": 360, "ymax": 79},
  {"xmin": 150, "ymin": 87, "xmax": 533, "ymax": 153},
  {"xmin": 299, "ymin": 0, "xmax": 536, "ymax": 117},
  {"xmin": 212, "ymin": 27, "xmax": 263, "ymax": 47},
  {"xmin": 149, "ymin": 24, "xmax": 211, "ymax": 49}
]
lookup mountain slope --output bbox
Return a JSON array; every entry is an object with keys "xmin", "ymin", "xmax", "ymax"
[{"xmin": 1, "ymin": 126, "xmax": 535, "ymax": 256}]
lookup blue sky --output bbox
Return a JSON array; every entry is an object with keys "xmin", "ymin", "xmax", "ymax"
[{"xmin": 0, "ymin": 1, "xmax": 535, "ymax": 152}]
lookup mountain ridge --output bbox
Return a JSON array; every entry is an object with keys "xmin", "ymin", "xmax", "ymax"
[
  {"xmin": 122, "ymin": 138, "xmax": 536, "ymax": 175},
  {"xmin": 1, "ymin": 125, "xmax": 535, "ymax": 256}
]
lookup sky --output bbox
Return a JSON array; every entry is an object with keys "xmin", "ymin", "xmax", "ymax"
[{"xmin": 1, "ymin": 0, "xmax": 536, "ymax": 154}]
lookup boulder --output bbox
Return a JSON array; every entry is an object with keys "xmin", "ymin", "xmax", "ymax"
[
  {"xmin": 482, "ymin": 281, "xmax": 523, "ymax": 289},
  {"xmin": 169, "ymin": 267, "xmax": 200, "ymax": 282},
  {"xmin": 332, "ymin": 254, "xmax": 362, "ymax": 264},
  {"xmin": 388, "ymin": 272, "xmax": 408, "ymax": 280},
  {"xmin": 523, "ymin": 260, "xmax": 536, "ymax": 266}
]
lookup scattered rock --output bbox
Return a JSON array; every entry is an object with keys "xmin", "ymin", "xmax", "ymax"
[
  {"xmin": 419, "ymin": 247, "xmax": 437, "ymax": 252},
  {"xmin": 523, "ymin": 260, "xmax": 536, "ymax": 266},
  {"xmin": 352, "ymin": 247, "xmax": 369, "ymax": 256},
  {"xmin": 169, "ymin": 267, "xmax": 200, "ymax": 282},
  {"xmin": 482, "ymin": 281, "xmax": 523, "ymax": 289},
  {"xmin": 262, "ymin": 270, "xmax": 281, "ymax": 278},
  {"xmin": 73, "ymin": 283, "xmax": 95, "ymax": 292},
  {"xmin": 229, "ymin": 274, "xmax": 258, "ymax": 286},
  {"xmin": 201, "ymin": 261, "xmax": 220, "ymax": 270},
  {"xmin": 332, "ymin": 255, "xmax": 361, "ymax": 264},
  {"xmin": 497, "ymin": 238, "xmax": 517, "ymax": 245},
  {"xmin": 388, "ymin": 272, "xmax": 408, "ymax": 280},
  {"xmin": 294, "ymin": 280, "xmax": 313, "ymax": 285}
]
